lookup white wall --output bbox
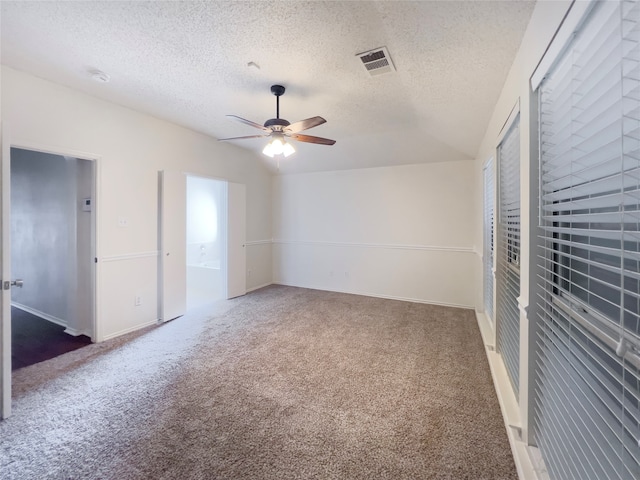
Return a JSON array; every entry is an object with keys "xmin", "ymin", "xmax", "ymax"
[
  {"xmin": 273, "ymin": 161, "xmax": 476, "ymax": 308},
  {"xmin": 2, "ymin": 66, "xmax": 272, "ymax": 341}
]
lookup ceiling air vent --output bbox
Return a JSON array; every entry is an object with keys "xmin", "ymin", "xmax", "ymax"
[{"xmin": 356, "ymin": 46, "xmax": 395, "ymax": 76}]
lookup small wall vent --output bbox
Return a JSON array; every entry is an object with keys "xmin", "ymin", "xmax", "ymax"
[{"xmin": 356, "ymin": 46, "xmax": 396, "ymax": 76}]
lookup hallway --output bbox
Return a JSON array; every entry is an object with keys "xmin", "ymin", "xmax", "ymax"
[{"xmin": 11, "ymin": 307, "xmax": 91, "ymax": 370}]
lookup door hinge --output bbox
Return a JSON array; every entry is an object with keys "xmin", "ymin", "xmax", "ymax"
[{"xmin": 3, "ymin": 281, "xmax": 9, "ymax": 290}]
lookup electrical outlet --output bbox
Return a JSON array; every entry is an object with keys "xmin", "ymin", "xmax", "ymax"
[
  {"xmin": 118, "ymin": 217, "xmax": 129, "ymax": 227},
  {"xmin": 135, "ymin": 295, "xmax": 142, "ymax": 306}
]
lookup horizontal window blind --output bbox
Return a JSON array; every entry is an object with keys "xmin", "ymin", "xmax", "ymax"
[
  {"xmin": 484, "ymin": 159, "xmax": 495, "ymax": 322},
  {"xmin": 536, "ymin": 1, "xmax": 640, "ymax": 479},
  {"xmin": 497, "ymin": 115, "xmax": 521, "ymax": 399}
]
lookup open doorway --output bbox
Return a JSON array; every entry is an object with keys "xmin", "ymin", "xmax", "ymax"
[
  {"xmin": 158, "ymin": 173, "xmax": 245, "ymax": 320},
  {"xmin": 186, "ymin": 176, "xmax": 227, "ymax": 310},
  {"xmin": 10, "ymin": 148, "xmax": 95, "ymax": 369}
]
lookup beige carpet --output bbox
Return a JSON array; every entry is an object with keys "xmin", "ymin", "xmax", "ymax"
[{"xmin": 1, "ymin": 285, "xmax": 517, "ymax": 479}]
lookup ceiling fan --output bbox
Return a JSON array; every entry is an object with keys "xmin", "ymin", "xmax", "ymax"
[{"xmin": 218, "ymin": 85, "xmax": 336, "ymax": 158}]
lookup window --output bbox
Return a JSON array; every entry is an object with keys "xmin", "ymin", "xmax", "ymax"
[
  {"xmin": 535, "ymin": 1, "xmax": 640, "ymax": 478},
  {"xmin": 496, "ymin": 112, "xmax": 521, "ymax": 398},
  {"xmin": 483, "ymin": 158, "xmax": 495, "ymax": 321}
]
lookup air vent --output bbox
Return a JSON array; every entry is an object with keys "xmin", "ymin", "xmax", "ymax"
[{"xmin": 356, "ymin": 46, "xmax": 395, "ymax": 76}]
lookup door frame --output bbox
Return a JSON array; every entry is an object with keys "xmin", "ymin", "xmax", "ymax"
[{"xmin": 1, "ymin": 134, "xmax": 101, "ymax": 418}]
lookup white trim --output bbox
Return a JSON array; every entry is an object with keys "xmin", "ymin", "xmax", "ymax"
[
  {"xmin": 93, "ymin": 154, "xmax": 102, "ymax": 343},
  {"xmin": 6, "ymin": 138, "xmax": 101, "ymax": 344},
  {"xmin": 183, "ymin": 171, "xmax": 229, "ymax": 183},
  {"xmin": 517, "ymin": 296, "xmax": 528, "ymax": 317},
  {"xmin": 1, "ymin": 123, "xmax": 12, "ymax": 418},
  {"xmin": 272, "ymin": 239, "xmax": 475, "ymax": 254},
  {"xmin": 11, "ymin": 302, "xmax": 67, "ymax": 328},
  {"xmin": 247, "ymin": 282, "xmax": 272, "ymax": 293},
  {"xmin": 476, "ymin": 309, "xmax": 495, "ymax": 349},
  {"xmin": 496, "ymin": 99, "xmax": 520, "ymax": 147},
  {"xmin": 63, "ymin": 327, "xmax": 88, "ymax": 337},
  {"xmin": 530, "ymin": 0, "xmax": 596, "ymax": 91},
  {"xmin": 245, "ymin": 239, "xmax": 272, "ymax": 246},
  {"xmin": 482, "ymin": 155, "xmax": 495, "ymax": 171},
  {"xmin": 101, "ymin": 251, "xmax": 159, "ymax": 262},
  {"xmin": 476, "ymin": 310, "xmax": 549, "ymax": 480},
  {"xmin": 100, "ymin": 318, "xmax": 158, "ymax": 342},
  {"xmin": 8, "ymin": 140, "xmax": 101, "ymax": 163},
  {"xmin": 274, "ymin": 281, "xmax": 474, "ymax": 310}
]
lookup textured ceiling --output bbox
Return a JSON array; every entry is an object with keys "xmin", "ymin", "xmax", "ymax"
[{"xmin": 1, "ymin": 1, "xmax": 535, "ymax": 174}]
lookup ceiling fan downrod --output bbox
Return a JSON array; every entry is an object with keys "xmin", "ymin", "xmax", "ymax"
[
  {"xmin": 271, "ymin": 84, "xmax": 285, "ymax": 119},
  {"xmin": 264, "ymin": 85, "xmax": 290, "ymax": 129}
]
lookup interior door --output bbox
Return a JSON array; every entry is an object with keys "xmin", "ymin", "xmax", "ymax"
[
  {"xmin": 158, "ymin": 170, "xmax": 186, "ymax": 322},
  {"xmin": 1, "ymin": 127, "xmax": 11, "ymax": 418},
  {"xmin": 227, "ymin": 182, "xmax": 246, "ymax": 299}
]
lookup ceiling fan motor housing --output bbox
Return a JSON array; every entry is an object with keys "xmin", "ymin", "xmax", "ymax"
[{"xmin": 264, "ymin": 118, "xmax": 290, "ymax": 130}]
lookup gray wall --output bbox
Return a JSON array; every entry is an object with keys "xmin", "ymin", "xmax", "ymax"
[{"xmin": 11, "ymin": 148, "xmax": 92, "ymax": 335}]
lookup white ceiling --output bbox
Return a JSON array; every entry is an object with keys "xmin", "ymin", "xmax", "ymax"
[{"xmin": 1, "ymin": 1, "xmax": 535, "ymax": 174}]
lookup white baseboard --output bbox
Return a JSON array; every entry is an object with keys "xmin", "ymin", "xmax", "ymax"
[
  {"xmin": 63, "ymin": 327, "xmax": 88, "ymax": 337},
  {"xmin": 11, "ymin": 302, "xmax": 67, "ymax": 328},
  {"xmin": 273, "ymin": 281, "xmax": 473, "ymax": 310},
  {"xmin": 475, "ymin": 310, "xmax": 548, "ymax": 480},
  {"xmin": 247, "ymin": 282, "xmax": 272, "ymax": 293},
  {"xmin": 100, "ymin": 319, "xmax": 158, "ymax": 342}
]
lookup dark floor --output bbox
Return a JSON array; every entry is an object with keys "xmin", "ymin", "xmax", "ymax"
[{"xmin": 11, "ymin": 306, "xmax": 92, "ymax": 370}]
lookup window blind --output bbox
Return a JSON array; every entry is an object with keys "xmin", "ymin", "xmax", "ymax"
[
  {"xmin": 484, "ymin": 159, "xmax": 495, "ymax": 322},
  {"xmin": 497, "ymin": 115, "xmax": 521, "ymax": 399},
  {"xmin": 536, "ymin": 1, "xmax": 640, "ymax": 479}
]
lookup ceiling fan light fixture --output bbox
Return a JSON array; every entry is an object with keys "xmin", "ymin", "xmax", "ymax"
[
  {"xmin": 282, "ymin": 142, "xmax": 295, "ymax": 157},
  {"xmin": 263, "ymin": 134, "xmax": 295, "ymax": 158},
  {"xmin": 271, "ymin": 136, "xmax": 285, "ymax": 154},
  {"xmin": 262, "ymin": 144, "xmax": 274, "ymax": 158}
]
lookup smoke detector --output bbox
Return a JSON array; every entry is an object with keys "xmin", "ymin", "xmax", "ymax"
[{"xmin": 356, "ymin": 46, "xmax": 396, "ymax": 76}]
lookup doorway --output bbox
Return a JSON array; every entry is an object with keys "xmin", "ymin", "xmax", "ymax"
[
  {"xmin": 186, "ymin": 176, "xmax": 227, "ymax": 310},
  {"xmin": 10, "ymin": 148, "xmax": 95, "ymax": 368},
  {"xmin": 158, "ymin": 172, "xmax": 245, "ymax": 321}
]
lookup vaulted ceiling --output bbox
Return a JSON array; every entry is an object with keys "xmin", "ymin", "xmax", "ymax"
[{"xmin": 1, "ymin": 1, "xmax": 535, "ymax": 174}]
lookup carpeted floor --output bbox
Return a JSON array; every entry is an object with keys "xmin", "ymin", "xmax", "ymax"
[{"xmin": 1, "ymin": 285, "xmax": 517, "ymax": 479}]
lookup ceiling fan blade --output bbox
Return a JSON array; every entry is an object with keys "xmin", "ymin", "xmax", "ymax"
[
  {"xmin": 289, "ymin": 133, "xmax": 336, "ymax": 145},
  {"xmin": 284, "ymin": 116, "xmax": 327, "ymax": 134},
  {"xmin": 226, "ymin": 115, "xmax": 270, "ymax": 132},
  {"xmin": 218, "ymin": 134, "xmax": 270, "ymax": 141}
]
